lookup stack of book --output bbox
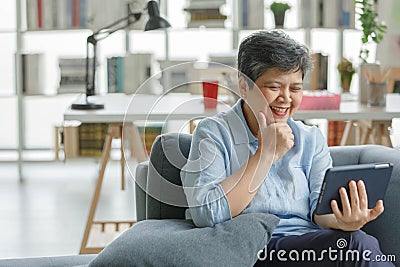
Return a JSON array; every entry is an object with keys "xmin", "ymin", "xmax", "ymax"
[
  {"xmin": 107, "ymin": 56, "xmax": 124, "ymax": 94},
  {"xmin": 184, "ymin": 0, "xmax": 227, "ymax": 28},
  {"xmin": 107, "ymin": 53, "xmax": 159, "ymax": 94},
  {"xmin": 26, "ymin": 0, "xmax": 143, "ymax": 30},
  {"xmin": 78, "ymin": 123, "xmax": 108, "ymax": 157},
  {"xmin": 137, "ymin": 123, "xmax": 164, "ymax": 155},
  {"xmin": 58, "ymin": 57, "xmax": 90, "ymax": 94},
  {"xmin": 328, "ymin": 120, "xmax": 346, "ymax": 146},
  {"xmin": 299, "ymin": 0, "xmax": 355, "ymax": 28},
  {"xmin": 26, "ymin": 0, "xmax": 88, "ymax": 30}
]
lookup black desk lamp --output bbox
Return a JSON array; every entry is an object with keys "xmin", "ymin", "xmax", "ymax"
[{"xmin": 71, "ymin": 0, "xmax": 171, "ymax": 110}]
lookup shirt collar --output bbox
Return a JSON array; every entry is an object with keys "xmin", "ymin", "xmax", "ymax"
[{"xmin": 226, "ymin": 99, "xmax": 257, "ymax": 144}]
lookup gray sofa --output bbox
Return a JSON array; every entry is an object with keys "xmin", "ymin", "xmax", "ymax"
[
  {"xmin": 1, "ymin": 132, "xmax": 399, "ymax": 266},
  {"xmin": 136, "ymin": 133, "xmax": 400, "ymax": 264}
]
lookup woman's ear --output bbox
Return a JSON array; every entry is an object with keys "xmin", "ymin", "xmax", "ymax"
[{"xmin": 239, "ymin": 76, "xmax": 248, "ymax": 99}]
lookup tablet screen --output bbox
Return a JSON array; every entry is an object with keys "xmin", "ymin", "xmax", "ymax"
[{"xmin": 315, "ymin": 163, "xmax": 393, "ymax": 215}]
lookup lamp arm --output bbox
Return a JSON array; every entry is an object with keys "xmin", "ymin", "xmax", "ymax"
[
  {"xmin": 85, "ymin": 11, "xmax": 142, "ymax": 97},
  {"xmin": 89, "ymin": 12, "xmax": 142, "ymax": 44}
]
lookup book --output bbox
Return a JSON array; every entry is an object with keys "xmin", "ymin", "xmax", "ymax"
[
  {"xmin": 306, "ymin": 53, "xmax": 329, "ymax": 90},
  {"xmin": 299, "ymin": 0, "xmax": 355, "ymax": 28},
  {"xmin": 58, "ymin": 57, "xmax": 91, "ymax": 94},
  {"xmin": 73, "ymin": 0, "xmax": 80, "ymax": 27},
  {"xmin": 322, "ymin": 0, "xmax": 339, "ymax": 28},
  {"xmin": 26, "ymin": 0, "xmax": 39, "ymax": 29},
  {"xmin": 21, "ymin": 53, "xmax": 45, "ymax": 95},
  {"xmin": 328, "ymin": 120, "xmax": 346, "ymax": 146},
  {"xmin": 137, "ymin": 123, "xmax": 163, "ymax": 154},
  {"xmin": 78, "ymin": 123, "xmax": 108, "ymax": 157},
  {"xmin": 42, "ymin": 0, "xmax": 55, "ymax": 29},
  {"xmin": 123, "ymin": 53, "xmax": 155, "ymax": 94},
  {"xmin": 26, "ymin": 0, "xmax": 92, "ymax": 30},
  {"xmin": 55, "ymin": 0, "xmax": 68, "ymax": 29},
  {"xmin": 79, "ymin": 0, "xmax": 87, "ymax": 27},
  {"xmin": 184, "ymin": 0, "xmax": 227, "ymax": 28},
  {"xmin": 37, "ymin": 0, "xmax": 43, "ymax": 28},
  {"xmin": 338, "ymin": 0, "xmax": 355, "ymax": 28},
  {"xmin": 299, "ymin": 0, "xmax": 319, "ymax": 28},
  {"xmin": 238, "ymin": 0, "xmax": 264, "ymax": 29}
]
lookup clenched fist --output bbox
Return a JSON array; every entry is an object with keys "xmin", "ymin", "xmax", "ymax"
[{"xmin": 256, "ymin": 110, "xmax": 294, "ymax": 163}]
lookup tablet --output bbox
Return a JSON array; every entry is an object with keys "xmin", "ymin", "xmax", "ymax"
[{"xmin": 315, "ymin": 162, "xmax": 393, "ymax": 215}]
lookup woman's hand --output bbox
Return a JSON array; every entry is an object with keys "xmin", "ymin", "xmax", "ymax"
[
  {"xmin": 256, "ymin": 110, "xmax": 294, "ymax": 163},
  {"xmin": 331, "ymin": 180, "xmax": 384, "ymax": 231}
]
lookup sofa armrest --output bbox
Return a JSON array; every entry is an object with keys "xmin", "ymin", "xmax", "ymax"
[
  {"xmin": 331, "ymin": 145, "xmax": 400, "ymax": 261},
  {"xmin": 135, "ymin": 161, "xmax": 149, "ymax": 222}
]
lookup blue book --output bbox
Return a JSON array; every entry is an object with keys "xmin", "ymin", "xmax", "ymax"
[
  {"xmin": 116, "ymin": 57, "xmax": 124, "ymax": 93},
  {"xmin": 66, "ymin": 0, "xmax": 73, "ymax": 28},
  {"xmin": 79, "ymin": 0, "xmax": 87, "ymax": 27}
]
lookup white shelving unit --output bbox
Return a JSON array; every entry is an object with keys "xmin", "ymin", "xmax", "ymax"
[{"xmin": 4, "ymin": 0, "xmax": 364, "ymax": 181}]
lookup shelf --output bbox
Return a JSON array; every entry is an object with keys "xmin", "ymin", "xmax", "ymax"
[
  {"xmin": 0, "ymin": 29, "xmax": 16, "ymax": 34},
  {"xmin": 0, "ymin": 94, "xmax": 18, "ymax": 98},
  {"xmin": 0, "ymin": 0, "xmax": 366, "ymax": 182},
  {"xmin": 22, "ymin": 93, "xmax": 82, "ymax": 98},
  {"xmin": 23, "ymin": 27, "xmax": 92, "ymax": 34}
]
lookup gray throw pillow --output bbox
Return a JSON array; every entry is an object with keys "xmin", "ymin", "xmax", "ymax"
[{"xmin": 89, "ymin": 213, "xmax": 279, "ymax": 267}]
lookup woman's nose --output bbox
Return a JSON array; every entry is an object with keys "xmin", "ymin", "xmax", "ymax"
[{"xmin": 278, "ymin": 89, "xmax": 291, "ymax": 102}]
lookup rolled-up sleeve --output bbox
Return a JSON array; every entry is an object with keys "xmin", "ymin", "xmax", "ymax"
[{"xmin": 180, "ymin": 119, "xmax": 232, "ymax": 227}]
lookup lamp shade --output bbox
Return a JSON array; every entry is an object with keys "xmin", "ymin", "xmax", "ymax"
[{"xmin": 144, "ymin": 0, "xmax": 171, "ymax": 31}]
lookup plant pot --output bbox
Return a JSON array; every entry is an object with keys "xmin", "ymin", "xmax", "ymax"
[
  {"xmin": 340, "ymin": 73, "xmax": 354, "ymax": 93},
  {"xmin": 358, "ymin": 63, "xmax": 380, "ymax": 104},
  {"xmin": 273, "ymin": 11, "xmax": 286, "ymax": 28}
]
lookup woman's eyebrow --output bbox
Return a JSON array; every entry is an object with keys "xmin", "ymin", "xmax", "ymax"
[{"xmin": 262, "ymin": 81, "xmax": 303, "ymax": 86}]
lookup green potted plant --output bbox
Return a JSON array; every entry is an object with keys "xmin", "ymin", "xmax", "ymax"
[
  {"xmin": 355, "ymin": 0, "xmax": 387, "ymax": 63},
  {"xmin": 337, "ymin": 58, "xmax": 356, "ymax": 93},
  {"xmin": 269, "ymin": 2, "xmax": 291, "ymax": 28},
  {"xmin": 355, "ymin": 0, "xmax": 387, "ymax": 103}
]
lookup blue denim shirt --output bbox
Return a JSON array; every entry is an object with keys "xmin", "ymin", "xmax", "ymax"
[{"xmin": 180, "ymin": 99, "xmax": 332, "ymax": 237}]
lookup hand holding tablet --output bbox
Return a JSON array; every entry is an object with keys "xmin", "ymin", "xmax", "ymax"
[{"xmin": 315, "ymin": 163, "xmax": 393, "ymax": 215}]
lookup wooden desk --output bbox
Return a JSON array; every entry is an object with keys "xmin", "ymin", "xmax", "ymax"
[
  {"xmin": 64, "ymin": 93, "xmax": 230, "ymax": 253},
  {"xmin": 65, "ymin": 95, "xmax": 400, "ymax": 253}
]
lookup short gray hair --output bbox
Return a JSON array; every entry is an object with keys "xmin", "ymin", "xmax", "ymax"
[{"xmin": 237, "ymin": 30, "xmax": 313, "ymax": 86}]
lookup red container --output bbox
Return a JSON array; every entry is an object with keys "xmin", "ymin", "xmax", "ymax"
[
  {"xmin": 298, "ymin": 91, "xmax": 341, "ymax": 110},
  {"xmin": 202, "ymin": 81, "xmax": 219, "ymax": 109}
]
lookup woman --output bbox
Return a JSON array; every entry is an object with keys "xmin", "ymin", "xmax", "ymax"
[{"xmin": 181, "ymin": 30, "xmax": 392, "ymax": 266}]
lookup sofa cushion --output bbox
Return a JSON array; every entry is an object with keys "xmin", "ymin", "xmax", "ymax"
[
  {"xmin": 0, "ymin": 254, "xmax": 96, "ymax": 267},
  {"xmin": 146, "ymin": 133, "xmax": 192, "ymax": 220},
  {"xmin": 89, "ymin": 213, "xmax": 279, "ymax": 267}
]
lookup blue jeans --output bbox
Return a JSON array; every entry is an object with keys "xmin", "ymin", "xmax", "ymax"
[{"xmin": 255, "ymin": 229, "xmax": 395, "ymax": 266}]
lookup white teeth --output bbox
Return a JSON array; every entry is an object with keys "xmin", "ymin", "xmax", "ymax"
[{"xmin": 270, "ymin": 106, "xmax": 287, "ymax": 113}]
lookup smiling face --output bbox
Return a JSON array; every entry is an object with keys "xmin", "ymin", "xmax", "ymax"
[{"xmin": 240, "ymin": 68, "xmax": 303, "ymax": 133}]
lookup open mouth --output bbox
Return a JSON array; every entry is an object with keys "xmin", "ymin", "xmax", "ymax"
[{"xmin": 270, "ymin": 106, "xmax": 289, "ymax": 116}]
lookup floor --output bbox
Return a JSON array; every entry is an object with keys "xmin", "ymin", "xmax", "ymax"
[{"xmin": 0, "ymin": 157, "xmax": 137, "ymax": 259}]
